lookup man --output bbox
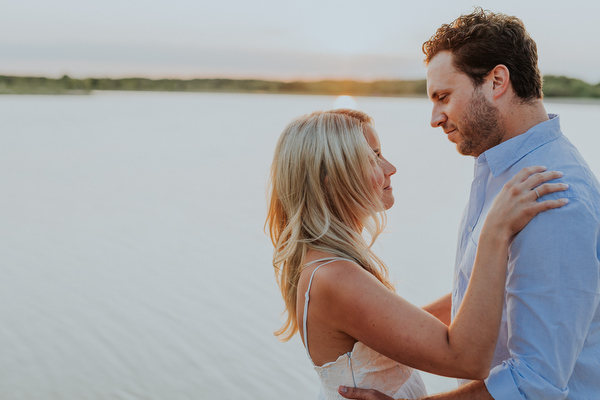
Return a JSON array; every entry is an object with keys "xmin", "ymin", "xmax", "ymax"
[{"xmin": 340, "ymin": 8, "xmax": 600, "ymax": 400}]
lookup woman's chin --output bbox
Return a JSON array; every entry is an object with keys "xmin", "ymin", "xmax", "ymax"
[
  {"xmin": 381, "ymin": 188, "xmax": 395, "ymax": 210},
  {"xmin": 383, "ymin": 197, "xmax": 395, "ymax": 210}
]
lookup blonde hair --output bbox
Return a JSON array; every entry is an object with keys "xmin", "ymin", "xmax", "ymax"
[{"xmin": 266, "ymin": 109, "xmax": 395, "ymax": 342}]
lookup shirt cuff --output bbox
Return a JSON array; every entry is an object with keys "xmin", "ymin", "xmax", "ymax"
[
  {"xmin": 485, "ymin": 358, "xmax": 569, "ymax": 400},
  {"xmin": 485, "ymin": 361, "xmax": 524, "ymax": 400}
]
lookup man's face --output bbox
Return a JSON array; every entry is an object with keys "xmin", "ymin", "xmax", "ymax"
[{"xmin": 426, "ymin": 51, "xmax": 504, "ymax": 157}]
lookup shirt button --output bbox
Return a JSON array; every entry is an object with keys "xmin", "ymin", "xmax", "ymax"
[{"xmin": 468, "ymin": 226, "xmax": 473, "ymax": 233}]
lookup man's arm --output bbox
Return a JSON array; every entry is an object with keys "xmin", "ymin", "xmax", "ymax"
[
  {"xmin": 484, "ymin": 187, "xmax": 600, "ymax": 399},
  {"xmin": 339, "ymin": 380, "xmax": 493, "ymax": 400},
  {"xmin": 422, "ymin": 293, "xmax": 452, "ymax": 326}
]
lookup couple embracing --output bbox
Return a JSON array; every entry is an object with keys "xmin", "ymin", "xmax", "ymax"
[{"xmin": 267, "ymin": 8, "xmax": 600, "ymax": 400}]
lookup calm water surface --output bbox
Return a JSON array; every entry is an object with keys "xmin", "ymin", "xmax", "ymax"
[{"xmin": 0, "ymin": 92, "xmax": 598, "ymax": 399}]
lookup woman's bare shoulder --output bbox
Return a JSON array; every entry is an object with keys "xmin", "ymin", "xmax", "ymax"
[
  {"xmin": 300, "ymin": 256, "xmax": 386, "ymax": 306},
  {"xmin": 301, "ymin": 254, "xmax": 370, "ymax": 284}
]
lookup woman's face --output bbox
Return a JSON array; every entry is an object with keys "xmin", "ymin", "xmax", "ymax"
[{"xmin": 363, "ymin": 124, "xmax": 397, "ymax": 210}]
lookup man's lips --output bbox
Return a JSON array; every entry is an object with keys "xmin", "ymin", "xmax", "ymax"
[{"xmin": 445, "ymin": 128, "xmax": 459, "ymax": 143}]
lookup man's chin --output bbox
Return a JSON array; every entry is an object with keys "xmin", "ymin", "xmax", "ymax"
[{"xmin": 456, "ymin": 143, "xmax": 476, "ymax": 157}]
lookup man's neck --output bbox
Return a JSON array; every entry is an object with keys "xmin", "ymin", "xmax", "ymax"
[{"xmin": 500, "ymin": 99, "xmax": 549, "ymax": 143}]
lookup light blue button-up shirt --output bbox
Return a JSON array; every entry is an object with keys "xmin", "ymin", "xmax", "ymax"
[{"xmin": 451, "ymin": 115, "xmax": 600, "ymax": 399}]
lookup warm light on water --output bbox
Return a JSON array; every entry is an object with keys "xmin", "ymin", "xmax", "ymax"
[{"xmin": 333, "ymin": 95, "xmax": 358, "ymax": 109}]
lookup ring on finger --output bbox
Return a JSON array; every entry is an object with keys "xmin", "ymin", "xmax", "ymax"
[{"xmin": 533, "ymin": 187, "xmax": 540, "ymax": 199}]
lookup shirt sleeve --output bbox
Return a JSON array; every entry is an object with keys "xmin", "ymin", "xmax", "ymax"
[{"xmin": 484, "ymin": 192, "xmax": 600, "ymax": 399}]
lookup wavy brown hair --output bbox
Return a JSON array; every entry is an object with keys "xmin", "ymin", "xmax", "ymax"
[
  {"xmin": 422, "ymin": 7, "xmax": 543, "ymax": 101},
  {"xmin": 266, "ymin": 109, "xmax": 395, "ymax": 342}
]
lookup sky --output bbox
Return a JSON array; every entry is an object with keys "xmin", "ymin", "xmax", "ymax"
[{"xmin": 2, "ymin": 0, "xmax": 599, "ymax": 83}]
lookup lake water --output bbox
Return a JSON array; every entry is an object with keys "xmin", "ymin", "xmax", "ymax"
[{"xmin": 1, "ymin": 92, "xmax": 599, "ymax": 399}]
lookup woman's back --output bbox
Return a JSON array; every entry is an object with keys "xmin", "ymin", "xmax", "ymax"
[{"xmin": 298, "ymin": 256, "xmax": 427, "ymax": 399}]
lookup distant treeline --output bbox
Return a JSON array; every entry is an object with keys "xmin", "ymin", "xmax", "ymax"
[{"xmin": 1, "ymin": 74, "xmax": 599, "ymax": 98}]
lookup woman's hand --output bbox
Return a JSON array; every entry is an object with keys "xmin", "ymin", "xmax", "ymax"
[{"xmin": 484, "ymin": 166, "xmax": 568, "ymax": 241}]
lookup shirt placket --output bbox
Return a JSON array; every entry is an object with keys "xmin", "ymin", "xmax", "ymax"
[{"xmin": 452, "ymin": 156, "xmax": 490, "ymax": 316}]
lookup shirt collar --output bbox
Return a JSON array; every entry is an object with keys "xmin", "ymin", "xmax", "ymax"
[{"xmin": 481, "ymin": 114, "xmax": 562, "ymax": 177}]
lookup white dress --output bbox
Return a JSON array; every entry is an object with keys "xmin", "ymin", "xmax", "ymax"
[{"xmin": 302, "ymin": 258, "xmax": 428, "ymax": 400}]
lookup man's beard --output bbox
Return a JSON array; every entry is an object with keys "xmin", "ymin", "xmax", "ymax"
[{"xmin": 457, "ymin": 89, "xmax": 505, "ymax": 157}]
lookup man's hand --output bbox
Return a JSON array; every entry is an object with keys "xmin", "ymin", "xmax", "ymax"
[
  {"xmin": 339, "ymin": 380, "xmax": 493, "ymax": 399},
  {"xmin": 338, "ymin": 386, "xmax": 398, "ymax": 400}
]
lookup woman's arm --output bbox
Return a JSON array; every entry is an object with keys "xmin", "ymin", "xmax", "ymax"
[{"xmin": 319, "ymin": 166, "xmax": 568, "ymax": 379}]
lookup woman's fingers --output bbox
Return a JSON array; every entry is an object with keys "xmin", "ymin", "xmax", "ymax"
[
  {"xmin": 522, "ymin": 169, "xmax": 564, "ymax": 191},
  {"xmin": 510, "ymin": 167, "xmax": 568, "ymax": 202},
  {"xmin": 533, "ymin": 182, "xmax": 569, "ymax": 198},
  {"xmin": 511, "ymin": 165, "xmax": 548, "ymax": 183},
  {"xmin": 486, "ymin": 166, "xmax": 570, "ymax": 239},
  {"xmin": 533, "ymin": 197, "xmax": 570, "ymax": 212},
  {"xmin": 524, "ymin": 179, "xmax": 570, "ymax": 216}
]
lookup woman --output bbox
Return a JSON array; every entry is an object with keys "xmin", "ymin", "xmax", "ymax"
[{"xmin": 266, "ymin": 109, "xmax": 567, "ymax": 399}]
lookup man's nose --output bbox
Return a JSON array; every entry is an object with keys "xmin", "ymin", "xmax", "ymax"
[{"xmin": 430, "ymin": 107, "xmax": 447, "ymax": 128}]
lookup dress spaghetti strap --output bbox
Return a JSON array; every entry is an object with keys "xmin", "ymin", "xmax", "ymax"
[{"xmin": 302, "ymin": 257, "xmax": 354, "ymax": 365}]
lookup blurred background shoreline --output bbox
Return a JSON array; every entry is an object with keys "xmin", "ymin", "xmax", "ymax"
[{"xmin": 1, "ymin": 74, "xmax": 599, "ymax": 99}]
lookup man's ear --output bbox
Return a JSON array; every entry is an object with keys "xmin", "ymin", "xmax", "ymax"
[{"xmin": 488, "ymin": 64, "xmax": 510, "ymax": 100}]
